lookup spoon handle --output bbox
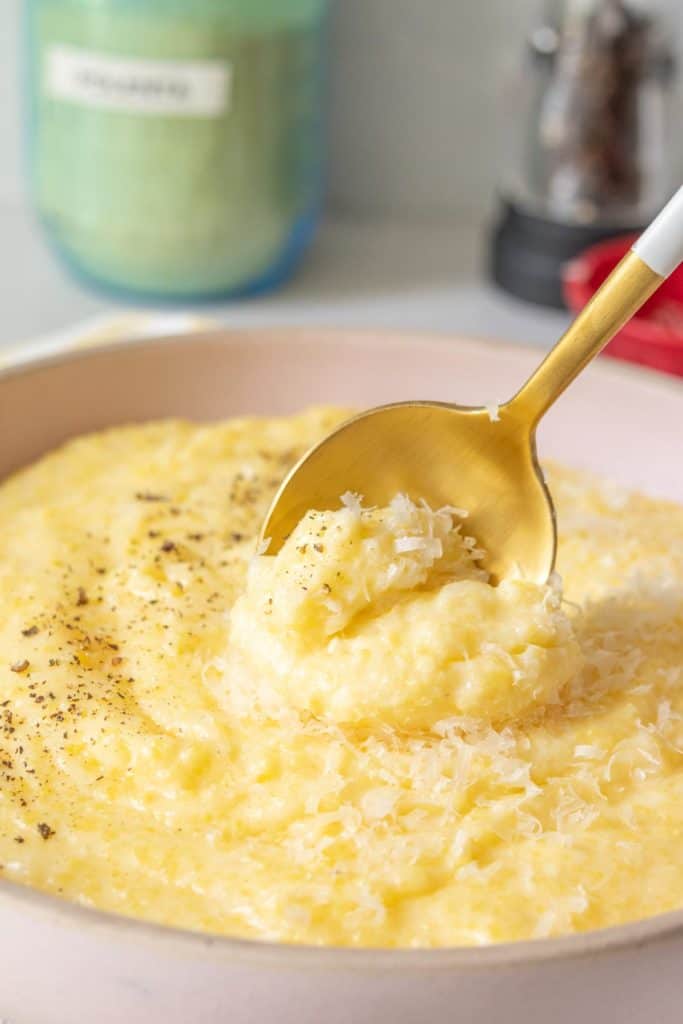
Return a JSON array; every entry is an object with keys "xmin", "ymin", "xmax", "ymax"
[{"xmin": 508, "ymin": 185, "xmax": 683, "ymax": 428}]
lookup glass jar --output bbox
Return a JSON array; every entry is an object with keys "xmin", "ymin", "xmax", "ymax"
[{"xmin": 25, "ymin": 0, "xmax": 328, "ymax": 299}]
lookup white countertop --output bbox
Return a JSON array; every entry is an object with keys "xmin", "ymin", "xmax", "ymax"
[{"xmin": 0, "ymin": 202, "xmax": 569, "ymax": 350}]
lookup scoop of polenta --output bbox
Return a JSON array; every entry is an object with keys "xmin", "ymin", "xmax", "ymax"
[{"xmin": 229, "ymin": 493, "xmax": 581, "ymax": 729}]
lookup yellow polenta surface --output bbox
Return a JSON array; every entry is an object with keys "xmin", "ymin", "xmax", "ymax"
[{"xmin": 1, "ymin": 408, "xmax": 683, "ymax": 948}]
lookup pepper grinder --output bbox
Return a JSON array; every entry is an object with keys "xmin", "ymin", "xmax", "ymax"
[{"xmin": 490, "ymin": 0, "xmax": 677, "ymax": 308}]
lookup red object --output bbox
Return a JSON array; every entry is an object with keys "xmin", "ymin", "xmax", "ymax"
[{"xmin": 563, "ymin": 234, "xmax": 683, "ymax": 376}]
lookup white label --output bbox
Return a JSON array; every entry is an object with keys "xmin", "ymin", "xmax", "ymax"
[{"xmin": 45, "ymin": 45, "xmax": 231, "ymax": 117}]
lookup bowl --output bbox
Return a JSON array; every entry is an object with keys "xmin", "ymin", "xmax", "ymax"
[
  {"xmin": 563, "ymin": 235, "xmax": 683, "ymax": 376},
  {"xmin": 1, "ymin": 327, "xmax": 682, "ymax": 1024}
]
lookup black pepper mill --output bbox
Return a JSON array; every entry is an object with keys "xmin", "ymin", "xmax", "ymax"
[{"xmin": 490, "ymin": 0, "xmax": 677, "ymax": 308}]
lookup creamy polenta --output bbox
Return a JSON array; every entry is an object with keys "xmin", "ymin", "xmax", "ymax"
[{"xmin": 0, "ymin": 408, "xmax": 683, "ymax": 947}]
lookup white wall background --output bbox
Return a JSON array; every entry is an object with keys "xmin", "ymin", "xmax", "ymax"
[
  {"xmin": 327, "ymin": 0, "xmax": 541, "ymax": 218},
  {"xmin": 1, "ymin": 0, "xmax": 681, "ymax": 221},
  {"xmin": 0, "ymin": 1, "xmax": 25, "ymax": 208}
]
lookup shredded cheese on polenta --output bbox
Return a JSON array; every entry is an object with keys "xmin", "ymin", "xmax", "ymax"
[{"xmin": 0, "ymin": 408, "xmax": 682, "ymax": 948}]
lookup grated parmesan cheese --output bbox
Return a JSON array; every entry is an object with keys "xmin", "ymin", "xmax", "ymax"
[{"xmin": 1, "ymin": 411, "xmax": 683, "ymax": 951}]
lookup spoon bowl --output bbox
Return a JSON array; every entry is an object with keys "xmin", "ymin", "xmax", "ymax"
[{"xmin": 262, "ymin": 401, "xmax": 556, "ymax": 584}]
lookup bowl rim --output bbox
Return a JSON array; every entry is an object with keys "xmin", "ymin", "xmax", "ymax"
[
  {"xmin": 2, "ymin": 320, "xmax": 683, "ymax": 392},
  {"xmin": 1, "ymin": 324, "xmax": 682, "ymax": 971}
]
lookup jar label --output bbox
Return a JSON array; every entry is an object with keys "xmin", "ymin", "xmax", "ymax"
[{"xmin": 45, "ymin": 45, "xmax": 232, "ymax": 118}]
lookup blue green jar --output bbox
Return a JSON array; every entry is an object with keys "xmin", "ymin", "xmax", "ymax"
[{"xmin": 25, "ymin": 0, "xmax": 328, "ymax": 299}]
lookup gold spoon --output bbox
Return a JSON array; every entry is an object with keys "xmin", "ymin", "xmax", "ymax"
[{"xmin": 262, "ymin": 187, "xmax": 683, "ymax": 583}]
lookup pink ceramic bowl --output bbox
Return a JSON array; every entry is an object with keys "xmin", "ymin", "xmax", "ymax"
[{"xmin": 1, "ymin": 327, "xmax": 682, "ymax": 1024}]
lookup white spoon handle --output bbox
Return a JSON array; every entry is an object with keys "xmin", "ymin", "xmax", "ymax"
[{"xmin": 632, "ymin": 185, "xmax": 683, "ymax": 278}]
